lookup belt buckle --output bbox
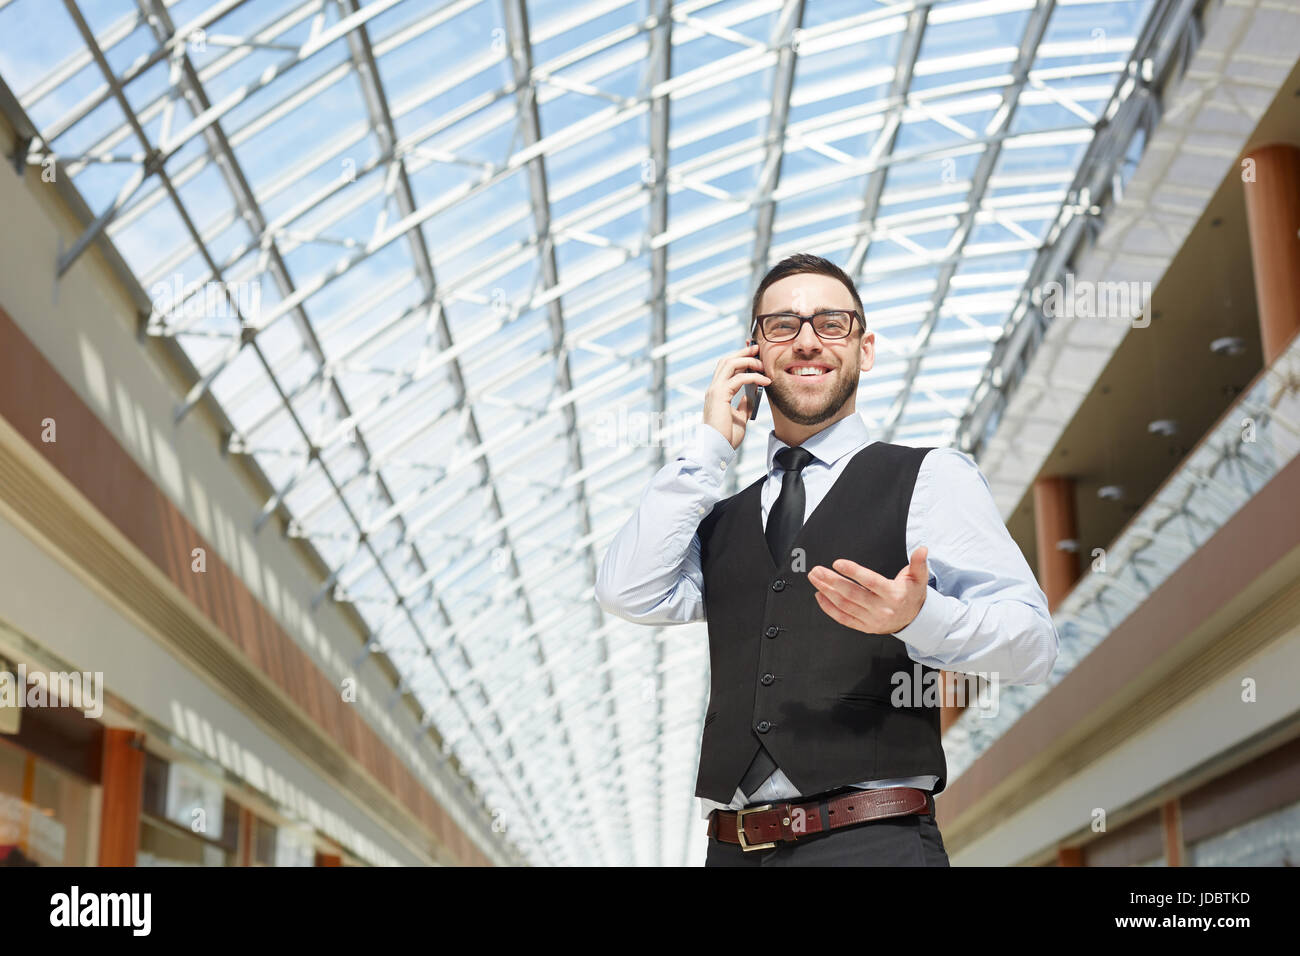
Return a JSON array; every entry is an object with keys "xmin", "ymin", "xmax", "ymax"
[{"xmin": 735, "ymin": 804, "xmax": 777, "ymax": 852}]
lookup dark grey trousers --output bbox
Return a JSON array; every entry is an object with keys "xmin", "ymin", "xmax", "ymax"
[{"xmin": 705, "ymin": 810, "xmax": 951, "ymax": 867}]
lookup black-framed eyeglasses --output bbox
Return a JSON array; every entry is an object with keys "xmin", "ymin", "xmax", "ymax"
[{"xmin": 752, "ymin": 309, "xmax": 861, "ymax": 343}]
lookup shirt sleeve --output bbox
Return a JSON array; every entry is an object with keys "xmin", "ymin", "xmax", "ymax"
[
  {"xmin": 890, "ymin": 447, "xmax": 1060, "ymax": 685},
  {"xmin": 593, "ymin": 421, "xmax": 737, "ymax": 625}
]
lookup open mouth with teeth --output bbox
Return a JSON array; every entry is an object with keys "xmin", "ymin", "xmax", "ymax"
[{"xmin": 787, "ymin": 365, "xmax": 833, "ymax": 378}]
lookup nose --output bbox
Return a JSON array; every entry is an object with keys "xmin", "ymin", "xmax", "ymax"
[{"xmin": 792, "ymin": 319, "xmax": 822, "ymax": 352}]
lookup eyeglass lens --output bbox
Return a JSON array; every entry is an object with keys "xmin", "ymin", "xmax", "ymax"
[{"xmin": 760, "ymin": 312, "xmax": 853, "ymax": 341}]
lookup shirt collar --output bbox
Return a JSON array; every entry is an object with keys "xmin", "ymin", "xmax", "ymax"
[{"xmin": 766, "ymin": 413, "xmax": 871, "ymax": 474}]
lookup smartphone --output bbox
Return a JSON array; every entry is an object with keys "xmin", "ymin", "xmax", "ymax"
[{"xmin": 743, "ymin": 337, "xmax": 763, "ymax": 420}]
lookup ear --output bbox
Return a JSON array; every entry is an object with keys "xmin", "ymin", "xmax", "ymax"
[{"xmin": 859, "ymin": 327, "xmax": 875, "ymax": 375}]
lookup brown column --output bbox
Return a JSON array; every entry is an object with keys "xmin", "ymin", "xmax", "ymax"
[
  {"xmin": 1242, "ymin": 144, "xmax": 1300, "ymax": 365},
  {"xmin": 1033, "ymin": 476, "xmax": 1080, "ymax": 611},
  {"xmin": 315, "ymin": 851, "xmax": 342, "ymax": 867},
  {"xmin": 98, "ymin": 729, "xmax": 146, "ymax": 867},
  {"xmin": 1161, "ymin": 799, "xmax": 1184, "ymax": 867},
  {"xmin": 238, "ymin": 806, "xmax": 254, "ymax": 867},
  {"xmin": 1057, "ymin": 846, "xmax": 1084, "ymax": 866},
  {"xmin": 17, "ymin": 754, "xmax": 36, "ymax": 857}
]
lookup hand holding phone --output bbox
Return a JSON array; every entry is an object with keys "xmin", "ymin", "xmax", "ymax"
[{"xmin": 705, "ymin": 340, "xmax": 769, "ymax": 449}]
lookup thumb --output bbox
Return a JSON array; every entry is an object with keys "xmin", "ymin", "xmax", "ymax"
[{"xmin": 903, "ymin": 545, "xmax": 929, "ymax": 583}]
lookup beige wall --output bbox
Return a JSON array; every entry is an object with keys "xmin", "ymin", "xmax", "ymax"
[
  {"xmin": 953, "ymin": 614, "xmax": 1300, "ymax": 865},
  {"xmin": 0, "ymin": 103, "xmax": 504, "ymax": 864}
]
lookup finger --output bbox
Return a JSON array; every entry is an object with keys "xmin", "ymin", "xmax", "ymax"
[
  {"xmin": 723, "ymin": 371, "xmax": 770, "ymax": 401},
  {"xmin": 721, "ymin": 352, "xmax": 765, "ymax": 377},
  {"xmin": 728, "ymin": 355, "xmax": 765, "ymax": 373},
  {"xmin": 828, "ymin": 558, "xmax": 892, "ymax": 593},
  {"xmin": 815, "ymin": 590, "xmax": 888, "ymax": 634},
  {"xmin": 713, "ymin": 352, "xmax": 763, "ymax": 391},
  {"xmin": 810, "ymin": 566, "xmax": 887, "ymax": 616},
  {"xmin": 736, "ymin": 353, "xmax": 769, "ymax": 378},
  {"xmin": 814, "ymin": 590, "xmax": 866, "ymax": 631}
]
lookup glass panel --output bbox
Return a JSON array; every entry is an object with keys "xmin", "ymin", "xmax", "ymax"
[
  {"xmin": 0, "ymin": 0, "xmax": 1171, "ymax": 866},
  {"xmin": 1188, "ymin": 797, "xmax": 1300, "ymax": 867},
  {"xmin": 0, "ymin": 740, "xmax": 95, "ymax": 866}
]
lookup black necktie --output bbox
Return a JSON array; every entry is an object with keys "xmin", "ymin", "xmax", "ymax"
[
  {"xmin": 765, "ymin": 445, "xmax": 815, "ymax": 569},
  {"xmin": 739, "ymin": 445, "xmax": 816, "ymax": 799}
]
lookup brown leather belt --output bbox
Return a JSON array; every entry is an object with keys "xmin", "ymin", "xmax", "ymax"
[{"xmin": 708, "ymin": 786, "xmax": 934, "ymax": 851}]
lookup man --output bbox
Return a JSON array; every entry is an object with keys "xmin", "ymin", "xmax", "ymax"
[{"xmin": 595, "ymin": 253, "xmax": 1058, "ymax": 866}]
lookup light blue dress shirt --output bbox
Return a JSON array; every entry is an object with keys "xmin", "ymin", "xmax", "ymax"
[{"xmin": 594, "ymin": 412, "xmax": 1059, "ymax": 821}]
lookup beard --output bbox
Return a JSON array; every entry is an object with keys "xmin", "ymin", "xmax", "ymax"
[{"xmin": 766, "ymin": 362, "xmax": 859, "ymax": 426}]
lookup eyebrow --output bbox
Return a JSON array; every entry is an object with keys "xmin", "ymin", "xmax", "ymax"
[{"xmin": 766, "ymin": 304, "xmax": 851, "ymax": 313}]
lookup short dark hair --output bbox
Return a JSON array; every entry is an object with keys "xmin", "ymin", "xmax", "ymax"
[{"xmin": 750, "ymin": 253, "xmax": 865, "ymax": 336}]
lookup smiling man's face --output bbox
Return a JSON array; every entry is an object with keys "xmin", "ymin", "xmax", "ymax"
[{"xmin": 755, "ymin": 272, "xmax": 874, "ymax": 435}]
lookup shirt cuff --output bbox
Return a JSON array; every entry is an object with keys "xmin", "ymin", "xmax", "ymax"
[
  {"xmin": 891, "ymin": 585, "xmax": 959, "ymax": 655},
  {"xmin": 682, "ymin": 421, "xmax": 737, "ymax": 474}
]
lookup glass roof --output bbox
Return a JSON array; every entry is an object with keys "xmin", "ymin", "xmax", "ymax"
[{"xmin": 0, "ymin": 0, "xmax": 1159, "ymax": 865}]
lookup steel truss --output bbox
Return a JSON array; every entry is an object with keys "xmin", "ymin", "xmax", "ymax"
[{"xmin": 1, "ymin": 0, "xmax": 1182, "ymax": 865}]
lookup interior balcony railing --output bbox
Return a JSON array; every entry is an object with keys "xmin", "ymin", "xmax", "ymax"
[{"xmin": 944, "ymin": 328, "xmax": 1300, "ymax": 782}]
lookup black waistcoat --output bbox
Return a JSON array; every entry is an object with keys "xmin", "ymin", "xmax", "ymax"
[{"xmin": 694, "ymin": 440, "xmax": 948, "ymax": 803}]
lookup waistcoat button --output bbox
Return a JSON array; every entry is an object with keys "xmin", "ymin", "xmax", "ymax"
[
  {"xmin": 756, "ymin": 720, "xmax": 771, "ymax": 733},
  {"xmin": 760, "ymin": 673, "xmax": 774, "ymax": 685},
  {"xmin": 771, "ymin": 579, "xmax": 785, "ymax": 591},
  {"xmin": 764, "ymin": 625, "xmax": 779, "ymax": 638}
]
